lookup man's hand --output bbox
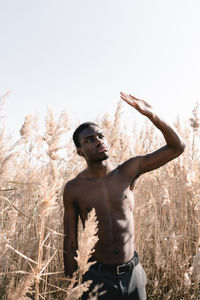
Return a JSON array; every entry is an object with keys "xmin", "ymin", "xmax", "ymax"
[{"xmin": 120, "ymin": 91, "xmax": 155, "ymax": 118}]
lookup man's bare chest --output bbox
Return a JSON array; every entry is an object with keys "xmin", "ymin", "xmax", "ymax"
[{"xmin": 74, "ymin": 176, "xmax": 134, "ymax": 218}]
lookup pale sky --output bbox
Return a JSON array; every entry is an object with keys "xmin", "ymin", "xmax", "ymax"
[{"xmin": 0, "ymin": 0, "xmax": 200, "ymax": 139}]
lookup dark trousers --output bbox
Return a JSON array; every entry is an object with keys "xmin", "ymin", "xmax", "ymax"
[{"xmin": 81, "ymin": 256, "xmax": 147, "ymax": 300}]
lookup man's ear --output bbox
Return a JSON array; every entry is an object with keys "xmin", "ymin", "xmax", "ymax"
[{"xmin": 77, "ymin": 147, "xmax": 84, "ymax": 157}]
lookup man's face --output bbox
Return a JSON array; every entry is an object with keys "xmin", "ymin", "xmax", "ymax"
[{"xmin": 77, "ymin": 125, "xmax": 109, "ymax": 162}]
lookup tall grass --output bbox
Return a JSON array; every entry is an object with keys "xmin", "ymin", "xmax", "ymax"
[{"xmin": 0, "ymin": 96, "xmax": 200, "ymax": 299}]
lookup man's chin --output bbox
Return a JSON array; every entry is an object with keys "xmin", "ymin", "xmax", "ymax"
[
  {"xmin": 98, "ymin": 153, "xmax": 109, "ymax": 161},
  {"xmin": 101, "ymin": 155, "xmax": 109, "ymax": 161}
]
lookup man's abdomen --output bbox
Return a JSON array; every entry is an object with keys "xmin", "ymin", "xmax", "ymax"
[{"xmin": 92, "ymin": 210, "xmax": 135, "ymax": 265}]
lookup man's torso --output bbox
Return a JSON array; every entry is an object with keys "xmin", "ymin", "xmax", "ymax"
[{"xmin": 70, "ymin": 167, "xmax": 136, "ymax": 265}]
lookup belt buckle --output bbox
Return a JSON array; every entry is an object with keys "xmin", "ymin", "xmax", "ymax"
[
  {"xmin": 117, "ymin": 264, "xmax": 126, "ymax": 275},
  {"xmin": 117, "ymin": 260, "xmax": 135, "ymax": 275}
]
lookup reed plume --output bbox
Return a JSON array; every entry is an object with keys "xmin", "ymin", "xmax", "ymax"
[{"xmin": 0, "ymin": 100, "xmax": 199, "ymax": 299}]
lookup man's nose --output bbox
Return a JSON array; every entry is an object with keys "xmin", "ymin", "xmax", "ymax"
[{"xmin": 95, "ymin": 137, "xmax": 102, "ymax": 146}]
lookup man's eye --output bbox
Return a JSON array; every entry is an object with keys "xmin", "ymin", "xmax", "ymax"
[
  {"xmin": 86, "ymin": 138, "xmax": 93, "ymax": 143},
  {"xmin": 99, "ymin": 135, "xmax": 104, "ymax": 139}
]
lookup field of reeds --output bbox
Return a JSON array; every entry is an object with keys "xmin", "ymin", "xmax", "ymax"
[{"xmin": 0, "ymin": 95, "xmax": 200, "ymax": 300}]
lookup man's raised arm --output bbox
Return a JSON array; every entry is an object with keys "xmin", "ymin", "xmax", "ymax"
[
  {"xmin": 63, "ymin": 181, "xmax": 78, "ymax": 277},
  {"xmin": 119, "ymin": 92, "xmax": 186, "ymax": 179}
]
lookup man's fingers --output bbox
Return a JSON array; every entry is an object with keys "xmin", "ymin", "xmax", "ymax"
[
  {"xmin": 129, "ymin": 94, "xmax": 140, "ymax": 101},
  {"xmin": 120, "ymin": 91, "xmax": 153, "ymax": 114},
  {"xmin": 120, "ymin": 94, "xmax": 133, "ymax": 104},
  {"xmin": 129, "ymin": 93, "xmax": 152, "ymax": 108},
  {"xmin": 120, "ymin": 91, "xmax": 142, "ymax": 110},
  {"xmin": 120, "ymin": 95, "xmax": 131, "ymax": 103},
  {"xmin": 120, "ymin": 92, "xmax": 140, "ymax": 103},
  {"xmin": 120, "ymin": 92, "xmax": 134, "ymax": 101},
  {"xmin": 120, "ymin": 95, "xmax": 138, "ymax": 108},
  {"xmin": 120, "ymin": 91, "xmax": 129, "ymax": 99},
  {"xmin": 120, "ymin": 92, "xmax": 130, "ymax": 102}
]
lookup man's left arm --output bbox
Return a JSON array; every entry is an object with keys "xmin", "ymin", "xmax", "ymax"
[{"xmin": 119, "ymin": 92, "xmax": 186, "ymax": 179}]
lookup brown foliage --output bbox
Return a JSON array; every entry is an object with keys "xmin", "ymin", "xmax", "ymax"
[{"xmin": 0, "ymin": 101, "xmax": 200, "ymax": 299}]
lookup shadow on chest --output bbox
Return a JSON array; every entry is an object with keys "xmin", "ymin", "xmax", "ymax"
[{"xmin": 76, "ymin": 177, "xmax": 133, "ymax": 214}]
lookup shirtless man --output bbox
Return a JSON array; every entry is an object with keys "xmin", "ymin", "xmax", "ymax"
[{"xmin": 63, "ymin": 92, "xmax": 185, "ymax": 299}]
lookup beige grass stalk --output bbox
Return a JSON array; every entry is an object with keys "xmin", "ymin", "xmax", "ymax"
[
  {"xmin": 0, "ymin": 91, "xmax": 10, "ymax": 123},
  {"xmin": 192, "ymin": 247, "xmax": 200, "ymax": 283},
  {"xmin": 7, "ymin": 273, "xmax": 35, "ymax": 300},
  {"xmin": 1, "ymin": 102, "xmax": 200, "ymax": 299},
  {"xmin": 20, "ymin": 114, "xmax": 38, "ymax": 143},
  {"xmin": 35, "ymin": 217, "xmax": 45, "ymax": 300},
  {"xmin": 189, "ymin": 102, "xmax": 200, "ymax": 160},
  {"xmin": 76, "ymin": 209, "xmax": 99, "ymax": 281},
  {"xmin": 34, "ymin": 180, "xmax": 60, "ymax": 299},
  {"xmin": 45, "ymin": 108, "xmax": 70, "ymax": 160},
  {"xmin": 65, "ymin": 208, "xmax": 99, "ymax": 300}
]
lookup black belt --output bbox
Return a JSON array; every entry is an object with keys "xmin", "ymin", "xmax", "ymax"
[{"xmin": 93, "ymin": 251, "xmax": 139, "ymax": 275}]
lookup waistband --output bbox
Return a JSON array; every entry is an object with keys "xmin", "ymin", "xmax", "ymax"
[{"xmin": 92, "ymin": 251, "xmax": 139, "ymax": 275}]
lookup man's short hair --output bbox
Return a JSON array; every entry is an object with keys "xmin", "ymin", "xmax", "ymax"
[{"xmin": 73, "ymin": 122, "xmax": 99, "ymax": 147}]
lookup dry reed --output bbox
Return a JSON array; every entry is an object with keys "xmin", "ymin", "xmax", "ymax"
[{"xmin": 0, "ymin": 96, "xmax": 200, "ymax": 299}]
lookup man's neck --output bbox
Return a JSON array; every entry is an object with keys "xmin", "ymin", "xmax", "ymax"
[{"xmin": 86, "ymin": 160, "xmax": 113, "ymax": 179}]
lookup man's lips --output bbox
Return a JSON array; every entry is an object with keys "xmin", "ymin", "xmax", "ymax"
[{"xmin": 97, "ymin": 146, "xmax": 108, "ymax": 152}]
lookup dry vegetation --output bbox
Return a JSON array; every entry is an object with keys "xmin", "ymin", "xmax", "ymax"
[{"xmin": 0, "ymin": 96, "xmax": 200, "ymax": 299}]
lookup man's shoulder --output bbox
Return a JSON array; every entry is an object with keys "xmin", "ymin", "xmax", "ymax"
[
  {"xmin": 63, "ymin": 170, "xmax": 86, "ymax": 194},
  {"xmin": 63, "ymin": 178, "xmax": 78, "ymax": 206}
]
